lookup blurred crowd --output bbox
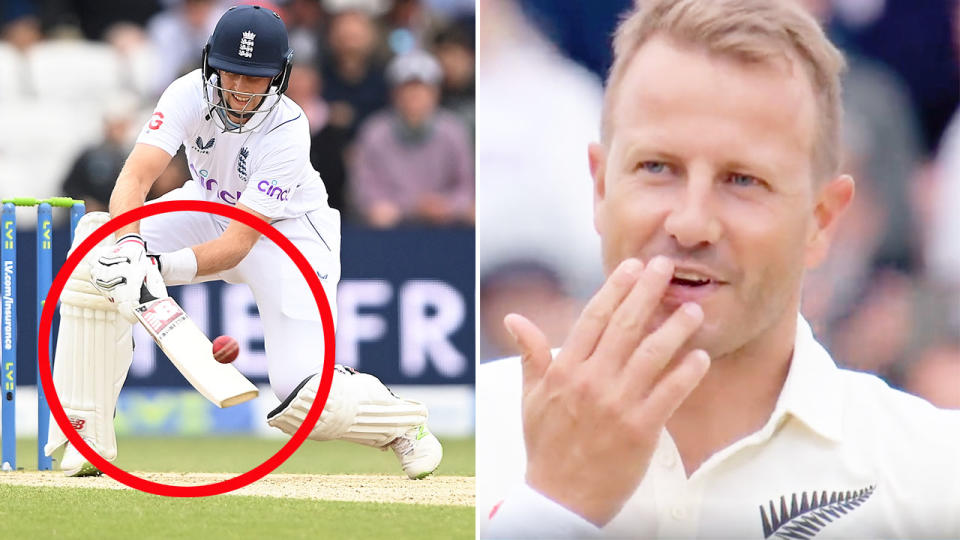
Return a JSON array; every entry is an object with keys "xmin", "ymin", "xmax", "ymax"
[
  {"xmin": 478, "ymin": 0, "xmax": 960, "ymax": 409},
  {"xmin": 3, "ymin": 0, "xmax": 957, "ymax": 407},
  {"xmin": 0, "ymin": 0, "xmax": 474, "ymax": 227}
]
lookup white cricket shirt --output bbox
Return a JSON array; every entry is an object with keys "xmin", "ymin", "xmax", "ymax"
[
  {"xmin": 477, "ymin": 315, "xmax": 960, "ymax": 539},
  {"xmin": 137, "ymin": 69, "xmax": 332, "ymax": 221}
]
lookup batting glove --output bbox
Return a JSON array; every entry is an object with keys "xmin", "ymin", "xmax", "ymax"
[
  {"xmin": 94, "ymin": 233, "xmax": 146, "ymax": 270},
  {"xmin": 90, "ymin": 234, "xmax": 150, "ymax": 323},
  {"xmin": 141, "ymin": 254, "xmax": 169, "ymax": 303}
]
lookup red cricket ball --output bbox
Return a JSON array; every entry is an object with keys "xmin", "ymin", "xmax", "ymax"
[{"xmin": 212, "ymin": 335, "xmax": 239, "ymax": 364}]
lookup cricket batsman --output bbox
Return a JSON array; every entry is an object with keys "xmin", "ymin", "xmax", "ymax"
[{"xmin": 44, "ymin": 4, "xmax": 442, "ymax": 479}]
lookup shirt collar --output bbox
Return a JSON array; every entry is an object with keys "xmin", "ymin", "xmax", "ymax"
[{"xmin": 770, "ymin": 314, "xmax": 844, "ymax": 443}]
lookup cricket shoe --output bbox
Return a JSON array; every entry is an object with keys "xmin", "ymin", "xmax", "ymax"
[
  {"xmin": 389, "ymin": 424, "xmax": 443, "ymax": 479},
  {"xmin": 61, "ymin": 441, "xmax": 103, "ymax": 477}
]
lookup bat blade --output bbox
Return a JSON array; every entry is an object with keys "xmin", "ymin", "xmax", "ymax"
[{"xmin": 135, "ymin": 296, "xmax": 258, "ymax": 407}]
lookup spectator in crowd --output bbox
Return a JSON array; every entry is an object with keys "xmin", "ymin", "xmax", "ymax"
[
  {"xmin": 431, "ymin": 19, "xmax": 474, "ymax": 137},
  {"xmin": 801, "ymin": 121, "xmax": 893, "ymax": 329},
  {"xmin": 1, "ymin": 13, "xmax": 41, "ymax": 52},
  {"xmin": 828, "ymin": 270, "xmax": 915, "ymax": 380},
  {"xmin": 382, "ymin": 0, "xmax": 433, "ymax": 54},
  {"xmin": 102, "ymin": 22, "xmax": 162, "ymax": 98},
  {"xmin": 480, "ymin": 260, "xmax": 578, "ymax": 361},
  {"xmin": 61, "ymin": 97, "xmax": 140, "ymax": 212},
  {"xmin": 385, "ymin": 0, "xmax": 424, "ymax": 34},
  {"xmin": 903, "ymin": 343, "xmax": 960, "ymax": 410},
  {"xmin": 421, "ymin": 0, "xmax": 476, "ymax": 18},
  {"xmin": 1, "ymin": 0, "xmax": 35, "ymax": 27},
  {"xmin": 800, "ymin": 0, "xmax": 924, "ymax": 273},
  {"xmin": 320, "ymin": 8, "xmax": 389, "ymax": 137},
  {"xmin": 924, "ymin": 107, "xmax": 960, "ymax": 330},
  {"xmin": 148, "ymin": 150, "xmax": 189, "ymax": 201},
  {"xmin": 916, "ymin": 7, "xmax": 960, "ymax": 368},
  {"xmin": 350, "ymin": 50, "xmax": 473, "ymax": 227},
  {"xmin": 386, "ymin": 0, "xmax": 425, "ymax": 32},
  {"xmin": 56, "ymin": 0, "xmax": 162, "ymax": 42},
  {"xmin": 516, "ymin": 0, "xmax": 630, "ymax": 79},
  {"xmin": 284, "ymin": 0, "xmax": 325, "ymax": 65},
  {"xmin": 145, "ymin": 0, "xmax": 223, "ymax": 96},
  {"xmin": 476, "ymin": 0, "xmax": 604, "ymax": 299},
  {"xmin": 322, "ymin": 0, "xmax": 390, "ymax": 17},
  {"xmin": 830, "ymin": 0, "xmax": 959, "ymax": 153},
  {"xmin": 285, "ymin": 63, "xmax": 350, "ymax": 213},
  {"xmin": 801, "ymin": 0, "xmax": 958, "ymax": 392}
]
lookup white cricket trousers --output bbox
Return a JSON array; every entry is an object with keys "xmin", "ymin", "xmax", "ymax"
[{"xmin": 139, "ymin": 180, "xmax": 341, "ymax": 401}]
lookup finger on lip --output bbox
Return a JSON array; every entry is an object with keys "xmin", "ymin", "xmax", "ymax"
[{"xmin": 648, "ymin": 255, "xmax": 673, "ymax": 275}]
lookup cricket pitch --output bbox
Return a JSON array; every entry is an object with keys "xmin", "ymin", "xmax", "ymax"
[{"xmin": 0, "ymin": 471, "xmax": 474, "ymax": 506}]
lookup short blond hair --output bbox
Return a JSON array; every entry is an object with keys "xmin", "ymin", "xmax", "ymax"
[{"xmin": 602, "ymin": 0, "xmax": 846, "ymax": 179}]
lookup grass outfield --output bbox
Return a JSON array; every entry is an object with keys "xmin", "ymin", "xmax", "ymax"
[
  {"xmin": 1, "ymin": 436, "xmax": 475, "ymax": 540},
  {"xmin": 1, "ymin": 485, "xmax": 473, "ymax": 539},
  {"xmin": 10, "ymin": 436, "xmax": 474, "ymax": 475}
]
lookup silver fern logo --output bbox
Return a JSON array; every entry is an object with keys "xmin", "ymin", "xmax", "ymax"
[
  {"xmin": 239, "ymin": 31, "xmax": 256, "ymax": 58},
  {"xmin": 760, "ymin": 486, "xmax": 876, "ymax": 539}
]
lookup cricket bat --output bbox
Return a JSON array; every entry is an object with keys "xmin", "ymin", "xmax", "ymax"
[{"xmin": 134, "ymin": 285, "xmax": 258, "ymax": 407}]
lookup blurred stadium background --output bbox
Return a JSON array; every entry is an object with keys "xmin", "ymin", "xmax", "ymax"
[
  {"xmin": 478, "ymin": 0, "xmax": 960, "ymax": 409},
  {"xmin": 0, "ymin": 0, "xmax": 475, "ymax": 449}
]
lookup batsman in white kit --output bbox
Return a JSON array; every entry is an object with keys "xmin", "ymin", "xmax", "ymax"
[{"xmin": 45, "ymin": 5, "xmax": 442, "ymax": 479}]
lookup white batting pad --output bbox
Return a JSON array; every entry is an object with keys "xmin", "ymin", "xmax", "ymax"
[
  {"xmin": 267, "ymin": 366, "xmax": 428, "ymax": 448},
  {"xmin": 45, "ymin": 212, "xmax": 132, "ymax": 463}
]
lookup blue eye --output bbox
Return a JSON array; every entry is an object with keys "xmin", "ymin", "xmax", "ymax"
[
  {"xmin": 728, "ymin": 173, "xmax": 758, "ymax": 187},
  {"xmin": 640, "ymin": 161, "xmax": 667, "ymax": 173}
]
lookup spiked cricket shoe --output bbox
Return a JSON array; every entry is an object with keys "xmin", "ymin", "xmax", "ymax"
[
  {"xmin": 61, "ymin": 441, "xmax": 103, "ymax": 477},
  {"xmin": 390, "ymin": 424, "xmax": 442, "ymax": 479}
]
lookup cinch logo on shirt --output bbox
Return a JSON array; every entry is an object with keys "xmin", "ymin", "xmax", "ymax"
[
  {"xmin": 189, "ymin": 162, "xmax": 242, "ymax": 205},
  {"xmin": 257, "ymin": 179, "xmax": 289, "ymax": 201}
]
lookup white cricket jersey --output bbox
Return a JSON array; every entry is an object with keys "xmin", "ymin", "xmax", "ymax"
[
  {"xmin": 137, "ymin": 69, "xmax": 331, "ymax": 221},
  {"xmin": 477, "ymin": 315, "xmax": 960, "ymax": 539}
]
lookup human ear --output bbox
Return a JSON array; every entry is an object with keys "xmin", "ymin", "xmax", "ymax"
[
  {"xmin": 589, "ymin": 143, "xmax": 608, "ymax": 235},
  {"xmin": 805, "ymin": 174, "xmax": 855, "ymax": 268}
]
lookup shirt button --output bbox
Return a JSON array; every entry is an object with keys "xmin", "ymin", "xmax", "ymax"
[
  {"xmin": 661, "ymin": 453, "xmax": 677, "ymax": 468},
  {"xmin": 671, "ymin": 506, "xmax": 686, "ymax": 520}
]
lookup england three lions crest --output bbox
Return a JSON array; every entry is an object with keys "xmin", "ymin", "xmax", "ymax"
[
  {"xmin": 239, "ymin": 31, "xmax": 256, "ymax": 58},
  {"xmin": 238, "ymin": 147, "xmax": 250, "ymax": 182}
]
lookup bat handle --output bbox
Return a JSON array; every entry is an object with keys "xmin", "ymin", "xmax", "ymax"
[{"xmin": 140, "ymin": 282, "xmax": 159, "ymax": 304}]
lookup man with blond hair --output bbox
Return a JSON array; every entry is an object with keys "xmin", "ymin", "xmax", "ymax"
[{"xmin": 476, "ymin": 0, "xmax": 960, "ymax": 537}]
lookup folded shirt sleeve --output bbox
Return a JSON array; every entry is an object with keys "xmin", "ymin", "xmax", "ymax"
[
  {"xmin": 484, "ymin": 482, "xmax": 602, "ymax": 539},
  {"xmin": 136, "ymin": 72, "xmax": 200, "ymax": 157}
]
